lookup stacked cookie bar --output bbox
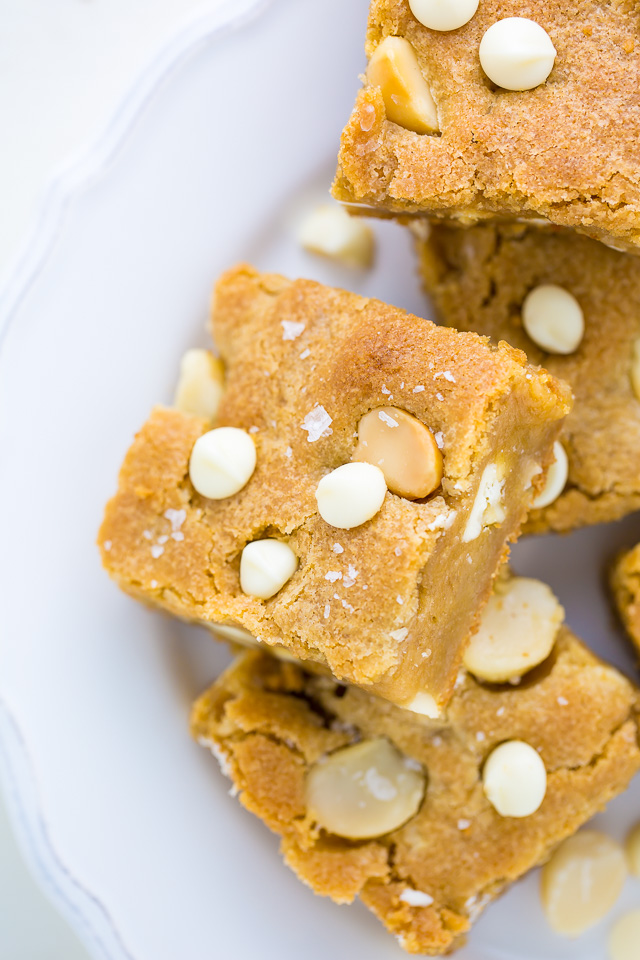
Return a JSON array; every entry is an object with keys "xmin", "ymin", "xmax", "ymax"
[{"xmin": 99, "ymin": 0, "xmax": 640, "ymax": 954}]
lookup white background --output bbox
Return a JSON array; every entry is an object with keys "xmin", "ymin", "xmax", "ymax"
[{"xmin": 1, "ymin": 1, "xmax": 217, "ymax": 955}]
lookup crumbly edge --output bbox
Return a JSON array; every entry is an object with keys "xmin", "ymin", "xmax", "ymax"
[
  {"xmin": 611, "ymin": 545, "xmax": 640, "ymax": 657},
  {"xmin": 191, "ymin": 642, "xmax": 640, "ymax": 955}
]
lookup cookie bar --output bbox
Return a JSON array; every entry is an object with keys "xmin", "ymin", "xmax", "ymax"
[
  {"xmin": 191, "ymin": 633, "xmax": 640, "ymax": 955},
  {"xmin": 99, "ymin": 264, "xmax": 570, "ymax": 711},
  {"xmin": 332, "ymin": 0, "xmax": 640, "ymax": 254},
  {"xmin": 611, "ymin": 545, "xmax": 640, "ymax": 656},
  {"xmin": 417, "ymin": 222, "xmax": 640, "ymax": 533}
]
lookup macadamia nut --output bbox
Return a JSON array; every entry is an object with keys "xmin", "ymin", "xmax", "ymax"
[
  {"xmin": 189, "ymin": 427, "xmax": 256, "ymax": 500},
  {"xmin": 463, "ymin": 577, "xmax": 563, "ymax": 682},
  {"xmin": 609, "ymin": 909, "xmax": 640, "ymax": 960},
  {"xmin": 353, "ymin": 407, "xmax": 443, "ymax": 500},
  {"xmin": 306, "ymin": 738, "xmax": 426, "ymax": 839},
  {"xmin": 540, "ymin": 831, "xmax": 626, "ymax": 936},
  {"xmin": 366, "ymin": 36, "xmax": 439, "ymax": 134},
  {"xmin": 299, "ymin": 205, "xmax": 375, "ymax": 269},
  {"xmin": 463, "ymin": 462, "xmax": 505, "ymax": 542},
  {"xmin": 174, "ymin": 348, "xmax": 224, "ymax": 419}
]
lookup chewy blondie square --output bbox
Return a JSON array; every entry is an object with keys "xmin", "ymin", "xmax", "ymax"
[
  {"xmin": 417, "ymin": 222, "xmax": 640, "ymax": 533},
  {"xmin": 191, "ymin": 635, "xmax": 640, "ymax": 956},
  {"xmin": 333, "ymin": 0, "xmax": 640, "ymax": 254},
  {"xmin": 99, "ymin": 264, "xmax": 570, "ymax": 712},
  {"xmin": 611, "ymin": 545, "xmax": 640, "ymax": 656}
]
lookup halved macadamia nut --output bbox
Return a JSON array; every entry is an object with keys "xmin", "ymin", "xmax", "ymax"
[
  {"xmin": 540, "ymin": 831, "xmax": 627, "ymax": 936},
  {"xmin": 352, "ymin": 407, "xmax": 443, "ymax": 500},
  {"xmin": 306, "ymin": 738, "xmax": 426, "ymax": 840},
  {"xmin": 463, "ymin": 576, "xmax": 564, "ymax": 683},
  {"xmin": 366, "ymin": 37, "xmax": 439, "ymax": 134}
]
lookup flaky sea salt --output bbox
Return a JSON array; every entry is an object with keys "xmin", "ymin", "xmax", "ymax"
[
  {"xmin": 434, "ymin": 371, "xmax": 455, "ymax": 382},
  {"xmin": 151, "ymin": 545, "xmax": 164, "ymax": 559},
  {"xmin": 434, "ymin": 431, "xmax": 444, "ymax": 449},
  {"xmin": 413, "ymin": 385, "xmax": 425, "ymax": 393},
  {"xmin": 378, "ymin": 410, "xmax": 399, "ymax": 428},
  {"xmin": 343, "ymin": 564, "xmax": 358, "ymax": 587},
  {"xmin": 103, "ymin": 540, "xmax": 112, "ymax": 552},
  {"xmin": 281, "ymin": 320, "xmax": 305, "ymax": 341},
  {"xmin": 458, "ymin": 819, "xmax": 471, "ymax": 830},
  {"xmin": 332, "ymin": 543, "xmax": 344, "ymax": 554},
  {"xmin": 325, "ymin": 571, "xmax": 342, "ymax": 583},
  {"xmin": 399, "ymin": 889, "xmax": 434, "ymax": 908},
  {"xmin": 285, "ymin": 446, "xmax": 293, "ymax": 458},
  {"xmin": 164, "ymin": 508, "xmax": 186, "ymax": 531},
  {"xmin": 301, "ymin": 405, "xmax": 333, "ymax": 442},
  {"xmin": 324, "ymin": 604, "xmax": 330, "ymax": 619},
  {"xmin": 299, "ymin": 348, "xmax": 311, "ymax": 359}
]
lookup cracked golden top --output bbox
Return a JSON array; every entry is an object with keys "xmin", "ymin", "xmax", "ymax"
[
  {"xmin": 99, "ymin": 264, "xmax": 570, "ymax": 710},
  {"xmin": 191, "ymin": 638, "xmax": 640, "ymax": 955},
  {"xmin": 333, "ymin": 0, "xmax": 640, "ymax": 253},
  {"xmin": 418, "ymin": 222, "xmax": 640, "ymax": 533}
]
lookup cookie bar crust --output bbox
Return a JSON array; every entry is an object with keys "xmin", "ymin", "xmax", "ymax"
[
  {"xmin": 191, "ymin": 640, "xmax": 640, "ymax": 956},
  {"xmin": 418, "ymin": 222, "xmax": 640, "ymax": 534},
  {"xmin": 333, "ymin": 0, "xmax": 640, "ymax": 253},
  {"xmin": 611, "ymin": 544, "xmax": 640, "ymax": 656},
  {"xmin": 99, "ymin": 264, "xmax": 570, "ymax": 710}
]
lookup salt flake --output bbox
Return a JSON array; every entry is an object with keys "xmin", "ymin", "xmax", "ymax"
[
  {"xmin": 378, "ymin": 410, "xmax": 399, "ymax": 428},
  {"xmin": 301, "ymin": 405, "xmax": 333, "ymax": 442},
  {"xmin": 281, "ymin": 320, "xmax": 305, "ymax": 341}
]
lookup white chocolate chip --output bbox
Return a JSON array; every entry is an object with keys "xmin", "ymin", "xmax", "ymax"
[
  {"xmin": 625, "ymin": 822, "xmax": 640, "ymax": 875},
  {"xmin": 630, "ymin": 338, "xmax": 640, "ymax": 400},
  {"xmin": 305, "ymin": 739, "xmax": 426, "ymax": 840},
  {"xmin": 479, "ymin": 18, "xmax": 557, "ymax": 91},
  {"xmin": 316, "ymin": 462, "xmax": 387, "ymax": 529},
  {"xmin": 540, "ymin": 831, "xmax": 627, "ymax": 936},
  {"xmin": 366, "ymin": 36, "xmax": 439, "ymax": 135},
  {"xmin": 463, "ymin": 463, "xmax": 505, "ymax": 542},
  {"xmin": 532, "ymin": 441, "xmax": 568, "ymax": 509},
  {"xmin": 189, "ymin": 427, "xmax": 256, "ymax": 500},
  {"xmin": 405, "ymin": 692, "xmax": 440, "ymax": 719},
  {"xmin": 239, "ymin": 539, "xmax": 298, "ymax": 600},
  {"xmin": 353, "ymin": 407, "xmax": 443, "ymax": 500},
  {"xmin": 299, "ymin": 204, "xmax": 375, "ymax": 269},
  {"xmin": 409, "ymin": 0, "xmax": 478, "ymax": 31},
  {"xmin": 174, "ymin": 348, "xmax": 224, "ymax": 420},
  {"xmin": 609, "ymin": 909, "xmax": 640, "ymax": 960},
  {"xmin": 482, "ymin": 740, "xmax": 547, "ymax": 818},
  {"xmin": 522, "ymin": 285, "xmax": 584, "ymax": 354},
  {"xmin": 399, "ymin": 888, "xmax": 434, "ymax": 907},
  {"xmin": 463, "ymin": 577, "xmax": 564, "ymax": 682}
]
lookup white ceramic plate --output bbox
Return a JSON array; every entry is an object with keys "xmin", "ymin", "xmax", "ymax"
[{"xmin": 1, "ymin": 2, "xmax": 639, "ymax": 958}]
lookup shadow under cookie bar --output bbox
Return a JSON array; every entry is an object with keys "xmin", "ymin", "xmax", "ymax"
[
  {"xmin": 332, "ymin": 0, "xmax": 640, "ymax": 254},
  {"xmin": 417, "ymin": 222, "xmax": 640, "ymax": 534},
  {"xmin": 191, "ymin": 633, "xmax": 640, "ymax": 956},
  {"xmin": 98, "ymin": 264, "xmax": 570, "ymax": 712},
  {"xmin": 611, "ymin": 544, "xmax": 640, "ymax": 657}
]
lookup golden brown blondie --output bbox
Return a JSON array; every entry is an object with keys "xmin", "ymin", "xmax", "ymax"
[
  {"xmin": 333, "ymin": 0, "xmax": 640, "ymax": 254},
  {"xmin": 191, "ymin": 636, "xmax": 640, "ymax": 955},
  {"xmin": 418, "ymin": 222, "xmax": 640, "ymax": 533},
  {"xmin": 99, "ymin": 265, "xmax": 570, "ymax": 712},
  {"xmin": 611, "ymin": 545, "xmax": 640, "ymax": 657}
]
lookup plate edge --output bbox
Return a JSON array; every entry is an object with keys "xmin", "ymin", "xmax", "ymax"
[{"xmin": 0, "ymin": 2, "xmax": 277, "ymax": 957}]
